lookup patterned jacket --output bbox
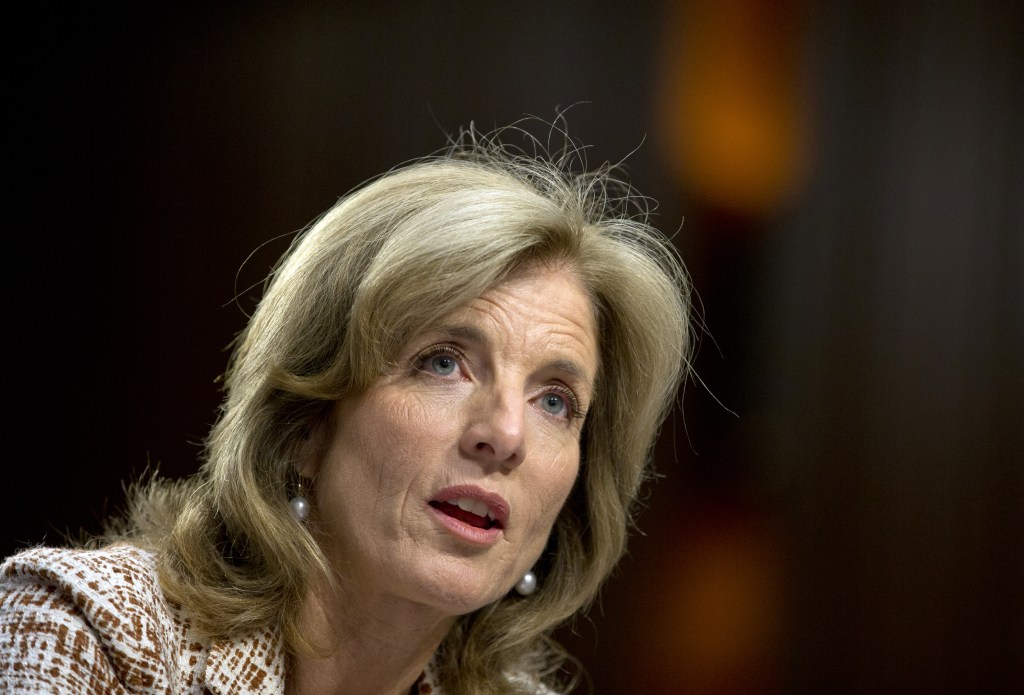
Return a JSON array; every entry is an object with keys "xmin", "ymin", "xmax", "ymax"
[{"xmin": 0, "ymin": 545, "xmax": 441, "ymax": 694}]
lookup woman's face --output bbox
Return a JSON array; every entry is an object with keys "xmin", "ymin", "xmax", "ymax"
[{"xmin": 302, "ymin": 264, "xmax": 599, "ymax": 616}]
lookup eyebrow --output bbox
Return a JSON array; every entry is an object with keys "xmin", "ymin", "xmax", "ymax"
[
  {"xmin": 546, "ymin": 357, "xmax": 595, "ymax": 396},
  {"xmin": 437, "ymin": 324, "xmax": 490, "ymax": 346},
  {"xmin": 434, "ymin": 323, "xmax": 595, "ymax": 396}
]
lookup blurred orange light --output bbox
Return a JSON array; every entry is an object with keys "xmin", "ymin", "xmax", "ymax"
[{"xmin": 657, "ymin": 0, "xmax": 811, "ymax": 216}]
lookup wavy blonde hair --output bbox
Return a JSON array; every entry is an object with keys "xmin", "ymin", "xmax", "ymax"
[{"xmin": 119, "ymin": 129, "xmax": 691, "ymax": 694}]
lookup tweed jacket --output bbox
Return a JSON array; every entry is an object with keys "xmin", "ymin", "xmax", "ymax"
[{"xmin": 0, "ymin": 545, "xmax": 442, "ymax": 694}]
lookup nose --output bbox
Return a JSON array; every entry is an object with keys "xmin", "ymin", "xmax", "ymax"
[{"xmin": 459, "ymin": 386, "xmax": 526, "ymax": 470}]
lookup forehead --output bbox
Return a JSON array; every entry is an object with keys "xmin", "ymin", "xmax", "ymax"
[{"xmin": 436, "ymin": 266, "xmax": 600, "ymax": 384}]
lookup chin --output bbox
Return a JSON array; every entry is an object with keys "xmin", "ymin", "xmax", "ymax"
[{"xmin": 414, "ymin": 563, "xmax": 510, "ymax": 616}]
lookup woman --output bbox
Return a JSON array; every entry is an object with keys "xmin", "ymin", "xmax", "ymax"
[{"xmin": 0, "ymin": 131, "xmax": 690, "ymax": 694}]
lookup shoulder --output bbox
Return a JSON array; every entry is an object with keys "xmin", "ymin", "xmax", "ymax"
[
  {"xmin": 0, "ymin": 544, "xmax": 207, "ymax": 693},
  {"xmin": 3, "ymin": 543, "xmax": 160, "ymax": 596},
  {"xmin": 1, "ymin": 544, "xmax": 170, "ymax": 643}
]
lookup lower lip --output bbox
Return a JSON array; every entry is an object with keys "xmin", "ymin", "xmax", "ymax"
[{"xmin": 428, "ymin": 504, "xmax": 503, "ymax": 546}]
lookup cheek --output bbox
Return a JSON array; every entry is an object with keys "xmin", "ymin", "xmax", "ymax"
[
  {"xmin": 530, "ymin": 450, "xmax": 581, "ymax": 530},
  {"xmin": 379, "ymin": 392, "xmax": 463, "ymax": 464},
  {"xmin": 341, "ymin": 391, "xmax": 447, "ymax": 461},
  {"xmin": 514, "ymin": 463, "xmax": 580, "ymax": 570},
  {"xmin": 550, "ymin": 452, "xmax": 581, "ymax": 501}
]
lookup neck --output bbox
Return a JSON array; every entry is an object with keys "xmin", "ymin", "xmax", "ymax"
[{"xmin": 287, "ymin": 574, "xmax": 455, "ymax": 695}]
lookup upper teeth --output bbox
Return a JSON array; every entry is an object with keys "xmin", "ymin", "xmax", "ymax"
[{"xmin": 447, "ymin": 497, "xmax": 495, "ymax": 520}]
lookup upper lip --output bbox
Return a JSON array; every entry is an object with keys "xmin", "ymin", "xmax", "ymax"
[{"xmin": 430, "ymin": 485, "xmax": 510, "ymax": 528}]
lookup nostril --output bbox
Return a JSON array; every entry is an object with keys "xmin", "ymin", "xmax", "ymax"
[{"xmin": 460, "ymin": 411, "xmax": 525, "ymax": 466}]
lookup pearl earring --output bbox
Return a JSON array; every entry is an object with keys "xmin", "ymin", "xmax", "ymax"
[
  {"xmin": 514, "ymin": 570, "xmax": 537, "ymax": 596},
  {"xmin": 289, "ymin": 483, "xmax": 310, "ymax": 522}
]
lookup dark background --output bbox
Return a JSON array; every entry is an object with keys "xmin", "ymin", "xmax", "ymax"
[{"xmin": 7, "ymin": 1, "xmax": 1022, "ymax": 692}]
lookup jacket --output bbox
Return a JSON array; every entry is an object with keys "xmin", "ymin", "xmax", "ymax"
[{"xmin": 0, "ymin": 545, "xmax": 442, "ymax": 694}]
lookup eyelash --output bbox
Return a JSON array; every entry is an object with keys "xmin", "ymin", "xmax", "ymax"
[
  {"xmin": 414, "ymin": 343, "xmax": 467, "ymax": 374},
  {"xmin": 412, "ymin": 343, "xmax": 585, "ymax": 421},
  {"xmin": 544, "ymin": 384, "xmax": 585, "ymax": 421}
]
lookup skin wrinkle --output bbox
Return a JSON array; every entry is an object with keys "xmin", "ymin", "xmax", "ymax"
[
  {"xmin": 289, "ymin": 266, "xmax": 598, "ymax": 693},
  {"xmin": 79, "ymin": 152, "xmax": 690, "ymax": 695},
  {"xmin": 463, "ymin": 288, "xmax": 595, "ymax": 424}
]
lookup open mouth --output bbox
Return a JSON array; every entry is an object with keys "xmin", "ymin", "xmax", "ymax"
[{"xmin": 430, "ymin": 498, "xmax": 502, "ymax": 530}]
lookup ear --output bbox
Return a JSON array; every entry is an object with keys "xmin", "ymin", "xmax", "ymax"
[{"xmin": 293, "ymin": 413, "xmax": 332, "ymax": 479}]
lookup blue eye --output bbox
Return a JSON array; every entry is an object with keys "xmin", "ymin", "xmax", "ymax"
[
  {"xmin": 428, "ymin": 354, "xmax": 457, "ymax": 376},
  {"xmin": 540, "ymin": 393, "xmax": 566, "ymax": 415},
  {"xmin": 414, "ymin": 344, "xmax": 467, "ymax": 378}
]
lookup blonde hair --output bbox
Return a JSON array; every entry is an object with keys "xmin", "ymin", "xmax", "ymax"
[{"xmin": 121, "ymin": 130, "xmax": 690, "ymax": 694}]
